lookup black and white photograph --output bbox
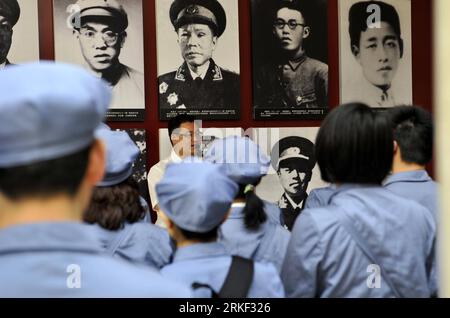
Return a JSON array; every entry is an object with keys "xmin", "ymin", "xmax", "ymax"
[
  {"xmin": 252, "ymin": 127, "xmax": 328, "ymax": 230},
  {"xmin": 115, "ymin": 128, "xmax": 149, "ymax": 203},
  {"xmin": 156, "ymin": 0, "xmax": 241, "ymax": 120},
  {"xmin": 252, "ymin": 0, "xmax": 329, "ymax": 120},
  {"xmin": 1, "ymin": 0, "xmax": 40, "ymax": 68},
  {"xmin": 53, "ymin": 0, "xmax": 145, "ymax": 121},
  {"xmin": 339, "ymin": 0, "xmax": 412, "ymax": 108}
]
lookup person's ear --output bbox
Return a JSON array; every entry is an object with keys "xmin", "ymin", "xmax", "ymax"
[
  {"xmin": 73, "ymin": 29, "xmax": 80, "ymax": 40},
  {"xmin": 119, "ymin": 32, "xmax": 127, "ymax": 48},
  {"xmin": 351, "ymin": 44, "xmax": 360, "ymax": 59},
  {"xmin": 393, "ymin": 140, "xmax": 399, "ymax": 154},
  {"xmin": 303, "ymin": 26, "xmax": 310, "ymax": 39},
  {"xmin": 85, "ymin": 139, "xmax": 106, "ymax": 186},
  {"xmin": 212, "ymin": 36, "xmax": 218, "ymax": 51}
]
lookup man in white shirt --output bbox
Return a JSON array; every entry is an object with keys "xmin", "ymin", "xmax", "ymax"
[{"xmin": 147, "ymin": 114, "xmax": 199, "ymax": 226}]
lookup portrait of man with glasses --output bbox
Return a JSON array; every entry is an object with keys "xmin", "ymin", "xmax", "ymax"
[
  {"xmin": 252, "ymin": 0, "xmax": 328, "ymax": 119},
  {"xmin": 54, "ymin": 0, "xmax": 145, "ymax": 120}
]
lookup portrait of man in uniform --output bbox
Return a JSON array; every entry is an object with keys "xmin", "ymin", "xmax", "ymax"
[
  {"xmin": 252, "ymin": 0, "xmax": 328, "ymax": 120},
  {"xmin": 0, "ymin": 0, "xmax": 39, "ymax": 68},
  {"xmin": 339, "ymin": 0, "xmax": 412, "ymax": 108},
  {"xmin": 270, "ymin": 136, "xmax": 316, "ymax": 231},
  {"xmin": 54, "ymin": 0, "xmax": 145, "ymax": 121},
  {"xmin": 156, "ymin": 0, "xmax": 241, "ymax": 120}
]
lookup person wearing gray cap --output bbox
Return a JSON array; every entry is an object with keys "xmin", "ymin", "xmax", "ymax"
[
  {"xmin": 68, "ymin": 0, "xmax": 144, "ymax": 109},
  {"xmin": 0, "ymin": 62, "xmax": 190, "ymax": 297},
  {"xmin": 0, "ymin": 0, "xmax": 20, "ymax": 67},
  {"xmin": 204, "ymin": 136, "xmax": 291, "ymax": 274},
  {"xmin": 157, "ymin": 160, "xmax": 285, "ymax": 298},
  {"xmin": 84, "ymin": 124, "xmax": 174, "ymax": 270},
  {"xmin": 158, "ymin": 0, "xmax": 240, "ymax": 115},
  {"xmin": 271, "ymin": 136, "xmax": 316, "ymax": 231}
]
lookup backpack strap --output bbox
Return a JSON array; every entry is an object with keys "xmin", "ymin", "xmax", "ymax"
[
  {"xmin": 219, "ymin": 256, "xmax": 254, "ymax": 298},
  {"xmin": 191, "ymin": 255, "xmax": 254, "ymax": 298}
]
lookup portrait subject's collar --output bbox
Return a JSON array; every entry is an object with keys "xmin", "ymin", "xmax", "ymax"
[
  {"xmin": 187, "ymin": 60, "xmax": 210, "ymax": 80},
  {"xmin": 283, "ymin": 192, "xmax": 304, "ymax": 209},
  {"xmin": 175, "ymin": 59, "xmax": 223, "ymax": 82},
  {"xmin": 99, "ymin": 61, "xmax": 126, "ymax": 86}
]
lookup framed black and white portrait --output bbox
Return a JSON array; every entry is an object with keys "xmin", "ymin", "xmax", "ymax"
[
  {"xmin": 53, "ymin": 0, "xmax": 145, "ymax": 121},
  {"xmin": 251, "ymin": 0, "xmax": 329, "ymax": 120},
  {"xmin": 252, "ymin": 127, "xmax": 328, "ymax": 230},
  {"xmin": 1, "ymin": 0, "xmax": 40, "ymax": 67},
  {"xmin": 156, "ymin": 0, "xmax": 241, "ymax": 120},
  {"xmin": 339, "ymin": 0, "xmax": 412, "ymax": 108}
]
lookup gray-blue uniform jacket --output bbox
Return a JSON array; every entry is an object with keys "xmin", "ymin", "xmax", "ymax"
[
  {"xmin": 383, "ymin": 170, "xmax": 439, "ymax": 295},
  {"xmin": 0, "ymin": 223, "xmax": 191, "ymax": 298},
  {"xmin": 281, "ymin": 185, "xmax": 435, "ymax": 298},
  {"xmin": 161, "ymin": 242, "xmax": 285, "ymax": 298},
  {"xmin": 219, "ymin": 204, "xmax": 290, "ymax": 273},
  {"xmin": 304, "ymin": 186, "xmax": 336, "ymax": 209},
  {"xmin": 90, "ymin": 222, "xmax": 174, "ymax": 269},
  {"xmin": 384, "ymin": 170, "xmax": 438, "ymax": 222}
]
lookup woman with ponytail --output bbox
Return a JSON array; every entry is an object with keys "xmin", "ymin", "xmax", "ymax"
[{"xmin": 204, "ymin": 136, "xmax": 290, "ymax": 273}]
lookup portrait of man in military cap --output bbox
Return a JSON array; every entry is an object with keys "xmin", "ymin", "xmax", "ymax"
[
  {"xmin": 339, "ymin": 0, "xmax": 412, "ymax": 108},
  {"xmin": 156, "ymin": 0, "xmax": 241, "ymax": 120},
  {"xmin": 252, "ymin": 0, "xmax": 328, "ymax": 120},
  {"xmin": 53, "ymin": 0, "xmax": 145, "ymax": 121},
  {"xmin": 0, "ymin": 0, "xmax": 39, "ymax": 68},
  {"xmin": 251, "ymin": 127, "xmax": 328, "ymax": 231}
]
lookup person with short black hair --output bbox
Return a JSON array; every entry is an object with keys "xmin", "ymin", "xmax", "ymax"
[
  {"xmin": 281, "ymin": 103, "xmax": 435, "ymax": 297},
  {"xmin": 84, "ymin": 125, "xmax": 174, "ymax": 269},
  {"xmin": 383, "ymin": 105, "xmax": 438, "ymax": 296},
  {"xmin": 348, "ymin": 1, "xmax": 404, "ymax": 107},
  {"xmin": 157, "ymin": 160, "xmax": 285, "ymax": 298},
  {"xmin": 0, "ymin": 62, "xmax": 190, "ymax": 297},
  {"xmin": 254, "ymin": 0, "xmax": 328, "ymax": 110},
  {"xmin": 147, "ymin": 114, "xmax": 200, "ymax": 225}
]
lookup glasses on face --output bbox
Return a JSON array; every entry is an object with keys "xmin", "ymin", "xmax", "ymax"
[
  {"xmin": 273, "ymin": 19, "xmax": 306, "ymax": 30},
  {"xmin": 79, "ymin": 29, "xmax": 119, "ymax": 46}
]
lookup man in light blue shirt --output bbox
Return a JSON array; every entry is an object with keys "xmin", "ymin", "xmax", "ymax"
[
  {"xmin": 383, "ymin": 105, "xmax": 438, "ymax": 296},
  {"xmin": 0, "ymin": 62, "xmax": 190, "ymax": 297}
]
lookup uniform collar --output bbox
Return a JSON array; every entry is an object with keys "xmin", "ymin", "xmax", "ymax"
[
  {"xmin": 359, "ymin": 77, "xmax": 396, "ymax": 108},
  {"xmin": 0, "ymin": 222, "xmax": 102, "ymax": 256},
  {"xmin": 283, "ymin": 192, "xmax": 303, "ymax": 209},
  {"xmin": 173, "ymin": 242, "xmax": 227, "ymax": 262},
  {"xmin": 187, "ymin": 60, "xmax": 210, "ymax": 80},
  {"xmin": 227, "ymin": 203, "xmax": 245, "ymax": 219},
  {"xmin": 327, "ymin": 183, "xmax": 379, "ymax": 204},
  {"xmin": 383, "ymin": 170, "xmax": 432, "ymax": 186},
  {"xmin": 175, "ymin": 59, "xmax": 223, "ymax": 82}
]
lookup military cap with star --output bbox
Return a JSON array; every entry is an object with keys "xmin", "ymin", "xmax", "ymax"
[{"xmin": 170, "ymin": 0, "xmax": 226, "ymax": 37}]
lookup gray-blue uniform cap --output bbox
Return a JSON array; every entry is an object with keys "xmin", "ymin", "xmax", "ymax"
[
  {"xmin": 0, "ymin": 62, "xmax": 111, "ymax": 168},
  {"xmin": 95, "ymin": 124, "xmax": 139, "ymax": 187},
  {"xmin": 203, "ymin": 136, "xmax": 271, "ymax": 185},
  {"xmin": 156, "ymin": 159, "xmax": 238, "ymax": 233}
]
